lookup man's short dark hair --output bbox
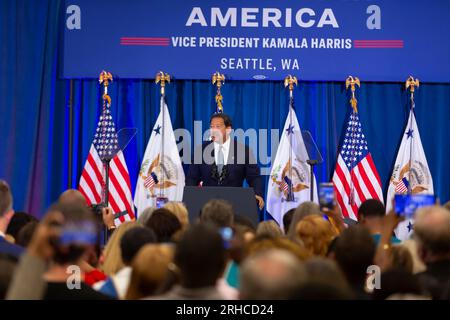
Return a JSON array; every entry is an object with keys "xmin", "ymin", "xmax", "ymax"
[
  {"xmin": 200, "ymin": 199, "xmax": 234, "ymax": 228},
  {"xmin": 174, "ymin": 223, "xmax": 226, "ymax": 288},
  {"xmin": 233, "ymin": 214, "xmax": 255, "ymax": 231},
  {"xmin": 210, "ymin": 113, "xmax": 232, "ymax": 127},
  {"xmin": 145, "ymin": 208, "xmax": 182, "ymax": 243},
  {"xmin": 334, "ymin": 226, "xmax": 375, "ymax": 287},
  {"xmin": 120, "ymin": 226, "xmax": 157, "ymax": 265},
  {"xmin": 283, "ymin": 208, "xmax": 295, "ymax": 233},
  {"xmin": 0, "ymin": 180, "xmax": 13, "ymax": 217},
  {"xmin": 358, "ymin": 199, "xmax": 385, "ymax": 220},
  {"xmin": 48, "ymin": 202, "xmax": 97, "ymax": 265},
  {"xmin": 6, "ymin": 212, "xmax": 38, "ymax": 239}
]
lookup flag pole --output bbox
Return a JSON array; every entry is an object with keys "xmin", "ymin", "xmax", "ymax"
[
  {"xmin": 98, "ymin": 71, "xmax": 113, "ymax": 208},
  {"xmin": 405, "ymin": 76, "xmax": 419, "ymax": 194},
  {"xmin": 67, "ymin": 79, "xmax": 74, "ymax": 189},
  {"xmin": 284, "ymin": 75, "xmax": 297, "ymax": 202},
  {"xmin": 212, "ymin": 72, "xmax": 225, "ymax": 113},
  {"xmin": 345, "ymin": 76, "xmax": 361, "ymax": 206},
  {"xmin": 155, "ymin": 71, "xmax": 170, "ymax": 201}
]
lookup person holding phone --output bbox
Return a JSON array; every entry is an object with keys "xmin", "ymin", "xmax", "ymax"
[{"xmin": 358, "ymin": 199, "xmax": 401, "ymax": 245}]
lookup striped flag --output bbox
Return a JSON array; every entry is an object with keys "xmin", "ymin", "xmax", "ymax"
[
  {"xmin": 266, "ymin": 97, "xmax": 318, "ymax": 228},
  {"xmin": 395, "ymin": 177, "xmax": 410, "ymax": 194},
  {"xmin": 332, "ymin": 111, "xmax": 383, "ymax": 221},
  {"xmin": 134, "ymin": 97, "xmax": 185, "ymax": 215},
  {"xmin": 386, "ymin": 107, "xmax": 433, "ymax": 240},
  {"xmin": 79, "ymin": 99, "xmax": 135, "ymax": 225}
]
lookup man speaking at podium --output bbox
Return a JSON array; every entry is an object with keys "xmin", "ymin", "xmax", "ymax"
[{"xmin": 186, "ymin": 113, "xmax": 264, "ymax": 209}]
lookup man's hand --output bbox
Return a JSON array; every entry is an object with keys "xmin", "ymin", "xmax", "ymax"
[
  {"xmin": 102, "ymin": 207, "xmax": 116, "ymax": 229},
  {"xmin": 28, "ymin": 210, "xmax": 64, "ymax": 261},
  {"xmin": 255, "ymin": 195, "xmax": 265, "ymax": 210},
  {"xmin": 381, "ymin": 209, "xmax": 404, "ymax": 236}
]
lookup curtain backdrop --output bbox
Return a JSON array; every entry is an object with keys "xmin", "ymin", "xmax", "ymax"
[{"xmin": 1, "ymin": 0, "xmax": 449, "ymax": 218}]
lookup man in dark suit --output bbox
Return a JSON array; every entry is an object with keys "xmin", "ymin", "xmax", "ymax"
[
  {"xmin": 0, "ymin": 180, "xmax": 24, "ymax": 260},
  {"xmin": 186, "ymin": 113, "xmax": 264, "ymax": 209}
]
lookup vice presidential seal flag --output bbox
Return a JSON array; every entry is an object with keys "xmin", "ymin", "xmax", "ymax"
[
  {"xmin": 134, "ymin": 97, "xmax": 185, "ymax": 215},
  {"xmin": 386, "ymin": 107, "xmax": 434, "ymax": 241},
  {"xmin": 266, "ymin": 97, "xmax": 318, "ymax": 229}
]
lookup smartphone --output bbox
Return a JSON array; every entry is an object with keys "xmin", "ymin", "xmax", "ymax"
[
  {"xmin": 319, "ymin": 182, "xmax": 335, "ymax": 210},
  {"xmin": 219, "ymin": 227, "xmax": 234, "ymax": 249},
  {"xmin": 156, "ymin": 196, "xmax": 169, "ymax": 208},
  {"xmin": 394, "ymin": 194, "xmax": 435, "ymax": 219}
]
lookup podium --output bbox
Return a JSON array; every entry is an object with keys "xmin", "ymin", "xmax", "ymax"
[{"xmin": 182, "ymin": 186, "xmax": 259, "ymax": 226}]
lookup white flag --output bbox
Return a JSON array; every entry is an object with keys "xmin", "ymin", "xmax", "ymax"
[
  {"xmin": 266, "ymin": 104, "xmax": 318, "ymax": 229},
  {"xmin": 134, "ymin": 97, "xmax": 185, "ymax": 215},
  {"xmin": 386, "ymin": 109, "xmax": 434, "ymax": 241}
]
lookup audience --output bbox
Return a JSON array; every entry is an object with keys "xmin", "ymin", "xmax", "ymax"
[
  {"xmin": 287, "ymin": 201, "xmax": 321, "ymax": 238},
  {"xmin": 155, "ymin": 224, "xmax": 226, "ymax": 299},
  {"xmin": 3, "ymin": 179, "xmax": 450, "ymax": 301},
  {"xmin": 100, "ymin": 222, "xmax": 137, "ymax": 276},
  {"xmin": 145, "ymin": 209, "xmax": 182, "ymax": 243},
  {"xmin": 127, "ymin": 244, "xmax": 174, "ymax": 300},
  {"xmin": 358, "ymin": 199, "xmax": 401, "ymax": 245},
  {"xmin": 291, "ymin": 257, "xmax": 353, "ymax": 299},
  {"xmin": 240, "ymin": 249, "xmax": 306, "ymax": 299},
  {"xmin": 164, "ymin": 202, "xmax": 189, "ymax": 231},
  {"xmin": 334, "ymin": 225, "xmax": 376, "ymax": 299},
  {"xmin": 295, "ymin": 214, "xmax": 337, "ymax": 256},
  {"xmin": 282, "ymin": 208, "xmax": 295, "ymax": 234},
  {"xmin": 414, "ymin": 206, "xmax": 450, "ymax": 299},
  {"xmin": 200, "ymin": 199, "xmax": 234, "ymax": 228},
  {"xmin": 256, "ymin": 220, "xmax": 283, "ymax": 238},
  {"xmin": 40, "ymin": 202, "xmax": 110, "ymax": 299},
  {"xmin": 0, "ymin": 180, "xmax": 24, "ymax": 260},
  {"xmin": 97, "ymin": 226, "xmax": 157, "ymax": 299},
  {"xmin": 137, "ymin": 206, "xmax": 156, "ymax": 226},
  {"xmin": 5, "ymin": 211, "xmax": 38, "ymax": 243}
]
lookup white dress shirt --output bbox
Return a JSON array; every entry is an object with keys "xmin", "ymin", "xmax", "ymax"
[{"xmin": 214, "ymin": 137, "xmax": 231, "ymax": 165}]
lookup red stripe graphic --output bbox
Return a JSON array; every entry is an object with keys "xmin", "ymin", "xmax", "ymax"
[
  {"xmin": 354, "ymin": 40, "xmax": 404, "ymax": 48},
  {"xmin": 120, "ymin": 37, "xmax": 170, "ymax": 46}
]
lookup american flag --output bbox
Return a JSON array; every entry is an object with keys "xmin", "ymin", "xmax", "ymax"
[
  {"xmin": 144, "ymin": 172, "xmax": 159, "ymax": 189},
  {"xmin": 395, "ymin": 177, "xmax": 410, "ymax": 194},
  {"xmin": 79, "ymin": 99, "xmax": 135, "ymax": 225},
  {"xmin": 332, "ymin": 111, "xmax": 383, "ymax": 220},
  {"xmin": 279, "ymin": 176, "xmax": 291, "ymax": 193}
]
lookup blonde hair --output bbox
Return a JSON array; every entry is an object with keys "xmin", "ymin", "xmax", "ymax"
[
  {"xmin": 125, "ymin": 244, "xmax": 174, "ymax": 300},
  {"xmin": 164, "ymin": 202, "xmax": 189, "ymax": 230},
  {"xmin": 256, "ymin": 220, "xmax": 283, "ymax": 238},
  {"xmin": 246, "ymin": 236, "xmax": 311, "ymax": 262},
  {"xmin": 295, "ymin": 214, "xmax": 336, "ymax": 256},
  {"xmin": 390, "ymin": 244, "xmax": 414, "ymax": 274},
  {"xmin": 101, "ymin": 221, "xmax": 137, "ymax": 276}
]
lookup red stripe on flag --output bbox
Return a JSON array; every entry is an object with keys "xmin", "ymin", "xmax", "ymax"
[
  {"xmin": 350, "ymin": 169, "xmax": 367, "ymax": 204},
  {"xmin": 366, "ymin": 154, "xmax": 382, "ymax": 187},
  {"xmin": 79, "ymin": 185, "xmax": 93, "ymax": 206},
  {"xmin": 357, "ymin": 160, "xmax": 381, "ymax": 200},
  {"xmin": 109, "ymin": 169, "xmax": 134, "ymax": 220},
  {"xmin": 113, "ymin": 156, "xmax": 132, "ymax": 194},
  {"xmin": 335, "ymin": 164, "xmax": 359, "ymax": 216},
  {"xmin": 334, "ymin": 183, "xmax": 350, "ymax": 218},
  {"xmin": 81, "ymin": 170, "xmax": 102, "ymax": 203},
  {"xmin": 87, "ymin": 153, "xmax": 105, "ymax": 186}
]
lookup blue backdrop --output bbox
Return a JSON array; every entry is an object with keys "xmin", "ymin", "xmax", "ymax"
[{"xmin": 1, "ymin": 0, "xmax": 449, "ymax": 218}]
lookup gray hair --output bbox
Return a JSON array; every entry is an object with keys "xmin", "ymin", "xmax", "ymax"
[{"xmin": 240, "ymin": 249, "xmax": 306, "ymax": 299}]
